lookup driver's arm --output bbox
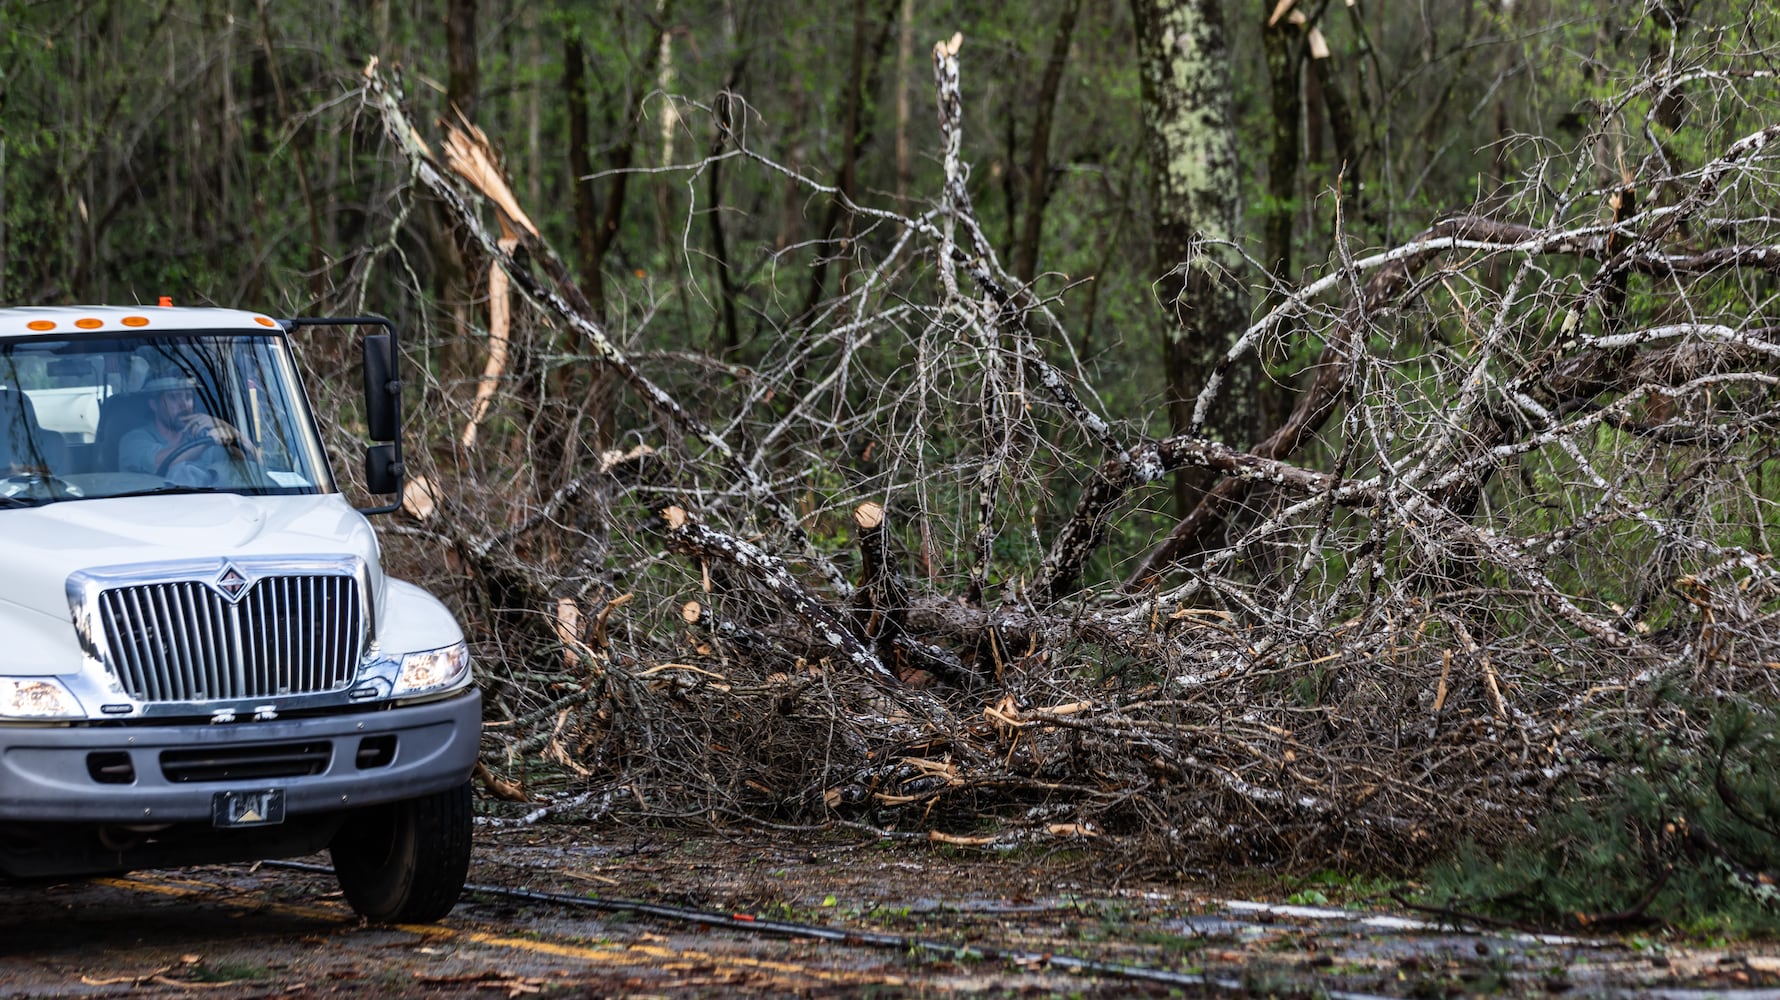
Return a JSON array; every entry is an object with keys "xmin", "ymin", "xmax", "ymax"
[
  {"xmin": 185, "ymin": 414, "xmax": 260, "ymax": 459},
  {"xmin": 119, "ymin": 427, "xmax": 186, "ymax": 474}
]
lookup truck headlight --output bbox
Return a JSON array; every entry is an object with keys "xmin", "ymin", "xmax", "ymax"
[
  {"xmin": 394, "ymin": 641, "xmax": 471, "ymax": 696},
  {"xmin": 0, "ymin": 678, "xmax": 85, "ymax": 720}
]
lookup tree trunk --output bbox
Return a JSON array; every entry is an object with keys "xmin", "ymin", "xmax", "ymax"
[
  {"xmin": 564, "ymin": 32, "xmax": 597, "ymax": 293},
  {"xmin": 796, "ymin": 0, "xmax": 898, "ymax": 321},
  {"xmin": 446, "ymin": 0, "xmax": 478, "ymax": 121},
  {"xmin": 1260, "ymin": 5, "xmax": 1300, "ymax": 289},
  {"xmin": 1130, "ymin": 0, "xmax": 1256, "ymax": 518},
  {"xmin": 1014, "ymin": 0, "xmax": 1082, "ymax": 285},
  {"xmin": 561, "ymin": 9, "xmax": 671, "ymax": 453},
  {"xmin": 434, "ymin": 0, "xmax": 479, "ymax": 381},
  {"xmin": 1258, "ymin": 3, "xmax": 1302, "ymax": 437},
  {"xmin": 894, "ymin": 0, "xmax": 914, "ymax": 211}
]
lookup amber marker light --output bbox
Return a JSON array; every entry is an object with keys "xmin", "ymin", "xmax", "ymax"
[
  {"xmin": 254, "ymin": 316, "xmax": 276, "ymax": 327},
  {"xmin": 122, "ymin": 316, "xmax": 150, "ymax": 327},
  {"xmin": 74, "ymin": 318, "xmax": 103, "ymax": 329},
  {"xmin": 25, "ymin": 320, "xmax": 54, "ymax": 331}
]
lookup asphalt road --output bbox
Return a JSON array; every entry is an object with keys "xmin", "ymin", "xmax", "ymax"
[
  {"xmin": 3, "ymin": 828, "xmax": 1779, "ymax": 998},
  {"xmin": 0, "ymin": 866, "xmax": 956, "ymax": 997}
]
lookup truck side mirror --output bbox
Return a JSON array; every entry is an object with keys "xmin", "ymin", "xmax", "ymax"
[
  {"xmin": 286, "ymin": 315, "xmax": 406, "ymax": 515},
  {"xmin": 364, "ymin": 444, "xmax": 403, "ymax": 496},
  {"xmin": 363, "ymin": 333, "xmax": 400, "ymax": 442}
]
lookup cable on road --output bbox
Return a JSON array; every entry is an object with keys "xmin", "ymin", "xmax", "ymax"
[{"xmin": 264, "ymin": 859, "xmax": 1393, "ymax": 999}]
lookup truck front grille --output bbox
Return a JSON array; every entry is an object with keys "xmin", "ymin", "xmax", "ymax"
[{"xmin": 97, "ymin": 575, "xmax": 362, "ymax": 702}]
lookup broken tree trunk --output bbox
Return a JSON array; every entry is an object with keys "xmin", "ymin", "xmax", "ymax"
[
  {"xmin": 657, "ymin": 506, "xmax": 895, "ymax": 684},
  {"xmin": 680, "ymin": 599, "xmax": 776, "ymax": 660},
  {"xmin": 850, "ymin": 501, "xmax": 911, "ymax": 648}
]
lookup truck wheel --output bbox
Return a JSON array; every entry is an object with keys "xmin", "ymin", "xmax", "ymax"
[{"xmin": 330, "ymin": 781, "xmax": 472, "ymax": 923}]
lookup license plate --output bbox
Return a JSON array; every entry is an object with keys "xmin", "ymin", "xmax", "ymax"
[{"xmin": 212, "ymin": 788, "xmax": 286, "ymax": 828}]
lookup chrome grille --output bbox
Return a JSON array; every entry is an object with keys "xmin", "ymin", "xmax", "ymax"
[{"xmin": 97, "ymin": 575, "xmax": 362, "ymax": 702}]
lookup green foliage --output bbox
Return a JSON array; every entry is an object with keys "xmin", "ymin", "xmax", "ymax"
[
  {"xmin": 1422, "ymin": 697, "xmax": 1780, "ymax": 936},
  {"xmin": 1284, "ymin": 887, "xmax": 1330, "ymax": 906},
  {"xmin": 1283, "ymin": 869, "xmax": 1396, "ymax": 908}
]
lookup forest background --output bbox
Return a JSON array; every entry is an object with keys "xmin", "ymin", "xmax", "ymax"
[{"xmin": 6, "ymin": 0, "xmax": 1780, "ymax": 932}]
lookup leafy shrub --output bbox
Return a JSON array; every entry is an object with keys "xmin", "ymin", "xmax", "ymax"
[{"xmin": 1422, "ymin": 696, "xmax": 1780, "ymax": 935}]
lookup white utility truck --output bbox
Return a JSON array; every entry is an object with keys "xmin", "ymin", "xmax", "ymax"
[{"xmin": 0, "ymin": 305, "xmax": 479, "ymax": 923}]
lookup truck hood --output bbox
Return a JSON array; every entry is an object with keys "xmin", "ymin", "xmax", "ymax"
[{"xmin": 0, "ymin": 493, "xmax": 383, "ymax": 624}]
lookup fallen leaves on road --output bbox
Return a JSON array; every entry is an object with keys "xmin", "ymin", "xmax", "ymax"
[
  {"xmin": 80, "ymin": 968, "xmax": 247, "ymax": 989},
  {"xmin": 80, "ymin": 968, "xmax": 169, "ymax": 987},
  {"xmin": 413, "ymin": 969, "xmax": 548, "ymax": 997},
  {"xmin": 80, "ymin": 954, "xmax": 248, "ymax": 990}
]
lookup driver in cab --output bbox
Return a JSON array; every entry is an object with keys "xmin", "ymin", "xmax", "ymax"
[{"xmin": 120, "ymin": 374, "xmax": 259, "ymax": 484}]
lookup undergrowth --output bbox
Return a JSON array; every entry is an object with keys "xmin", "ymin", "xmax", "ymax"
[{"xmin": 1422, "ymin": 692, "xmax": 1780, "ymax": 936}]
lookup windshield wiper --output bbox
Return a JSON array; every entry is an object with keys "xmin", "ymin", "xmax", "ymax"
[{"xmin": 100, "ymin": 485, "xmax": 231, "ymax": 500}]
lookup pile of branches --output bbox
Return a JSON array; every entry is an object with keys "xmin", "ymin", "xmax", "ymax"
[{"xmin": 332, "ymin": 42, "xmax": 1780, "ymax": 872}]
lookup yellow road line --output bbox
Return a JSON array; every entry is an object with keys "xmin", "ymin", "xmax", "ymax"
[
  {"xmin": 100, "ymin": 875, "xmax": 906, "ymax": 990},
  {"xmin": 459, "ymin": 930, "xmax": 903, "ymax": 986}
]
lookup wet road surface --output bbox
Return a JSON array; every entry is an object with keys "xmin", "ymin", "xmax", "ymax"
[{"xmin": 3, "ymin": 827, "xmax": 1779, "ymax": 997}]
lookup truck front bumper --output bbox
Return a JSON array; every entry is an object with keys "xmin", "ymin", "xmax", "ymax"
[{"xmin": 0, "ymin": 689, "xmax": 480, "ymax": 823}]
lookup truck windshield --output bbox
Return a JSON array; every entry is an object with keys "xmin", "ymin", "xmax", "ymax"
[{"xmin": 0, "ymin": 332, "xmax": 332, "ymax": 504}]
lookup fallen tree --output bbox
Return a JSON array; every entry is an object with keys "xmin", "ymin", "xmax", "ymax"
[{"xmin": 345, "ymin": 37, "xmax": 1780, "ymax": 877}]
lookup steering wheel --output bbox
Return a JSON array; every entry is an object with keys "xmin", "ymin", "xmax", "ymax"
[
  {"xmin": 156, "ymin": 434, "xmax": 260, "ymax": 478},
  {"xmin": 0, "ymin": 471, "xmax": 82, "ymax": 500}
]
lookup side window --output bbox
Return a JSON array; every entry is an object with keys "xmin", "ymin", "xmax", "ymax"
[{"xmin": 235, "ymin": 343, "xmax": 313, "ymax": 485}]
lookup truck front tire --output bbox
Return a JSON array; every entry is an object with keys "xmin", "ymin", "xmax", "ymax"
[{"xmin": 330, "ymin": 781, "xmax": 472, "ymax": 923}]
